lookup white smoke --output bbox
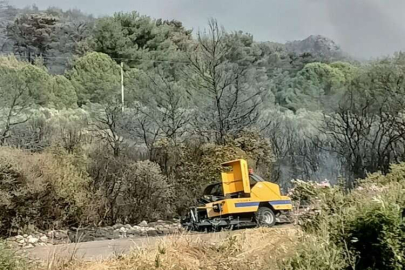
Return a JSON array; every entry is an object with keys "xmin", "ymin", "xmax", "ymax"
[{"xmin": 12, "ymin": 0, "xmax": 405, "ymax": 58}]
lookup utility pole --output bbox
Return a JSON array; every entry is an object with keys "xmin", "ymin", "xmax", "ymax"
[{"xmin": 120, "ymin": 61, "xmax": 124, "ymax": 112}]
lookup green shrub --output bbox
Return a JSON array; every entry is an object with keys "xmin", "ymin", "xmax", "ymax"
[
  {"xmin": 225, "ymin": 130, "xmax": 274, "ymax": 180},
  {"xmin": 152, "ymin": 138, "xmax": 250, "ymax": 215},
  {"xmin": 282, "ymin": 233, "xmax": 350, "ymax": 270},
  {"xmin": 0, "ymin": 242, "xmax": 25, "ymax": 270},
  {"xmin": 290, "ymin": 179, "xmax": 348, "ymax": 233},
  {"xmin": 289, "ymin": 180, "xmax": 321, "ymax": 203},
  {"xmin": 285, "ymin": 163, "xmax": 405, "ymax": 270},
  {"xmin": 343, "ymin": 202, "xmax": 405, "ymax": 270},
  {"xmin": 151, "ymin": 131, "xmax": 274, "ymax": 215},
  {"xmin": 361, "ymin": 163, "xmax": 405, "ymax": 186}
]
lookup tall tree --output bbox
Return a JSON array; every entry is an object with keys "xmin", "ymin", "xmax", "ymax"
[
  {"xmin": 49, "ymin": 75, "xmax": 78, "ymax": 109},
  {"xmin": 0, "ymin": 56, "xmax": 53, "ymax": 145},
  {"xmin": 134, "ymin": 69, "xmax": 191, "ymax": 143},
  {"xmin": 68, "ymin": 52, "xmax": 120, "ymax": 105},
  {"xmin": 188, "ymin": 19, "xmax": 265, "ymax": 143},
  {"xmin": 90, "ymin": 12, "xmax": 191, "ymax": 69},
  {"xmin": 45, "ymin": 7, "xmax": 94, "ymax": 73},
  {"xmin": 273, "ymin": 62, "xmax": 355, "ymax": 111},
  {"xmin": 0, "ymin": 1, "xmax": 18, "ymax": 53},
  {"xmin": 321, "ymin": 56, "xmax": 405, "ymax": 183},
  {"xmin": 292, "ymin": 62, "xmax": 346, "ymax": 110},
  {"xmin": 89, "ymin": 103, "xmax": 124, "ymax": 157},
  {"xmin": 6, "ymin": 13, "xmax": 57, "ymax": 63}
]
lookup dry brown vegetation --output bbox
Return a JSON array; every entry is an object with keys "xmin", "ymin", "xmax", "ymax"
[
  {"xmin": 36, "ymin": 226, "xmax": 300, "ymax": 270},
  {"xmin": 2, "ymin": 163, "xmax": 403, "ymax": 270},
  {"xmin": 0, "ymin": 130, "xmax": 273, "ymax": 236},
  {"xmin": 0, "ymin": 146, "xmax": 92, "ymax": 235}
]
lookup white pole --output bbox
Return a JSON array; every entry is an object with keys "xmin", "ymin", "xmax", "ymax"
[{"xmin": 121, "ymin": 61, "xmax": 124, "ymax": 112}]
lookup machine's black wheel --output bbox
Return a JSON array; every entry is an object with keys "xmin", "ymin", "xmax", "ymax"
[{"xmin": 255, "ymin": 207, "xmax": 276, "ymax": 227}]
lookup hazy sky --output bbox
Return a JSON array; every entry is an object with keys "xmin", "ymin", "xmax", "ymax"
[{"xmin": 11, "ymin": 0, "xmax": 405, "ymax": 58}]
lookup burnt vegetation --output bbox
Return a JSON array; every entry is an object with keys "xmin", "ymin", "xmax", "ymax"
[{"xmin": 0, "ymin": 2, "xmax": 404, "ymax": 269}]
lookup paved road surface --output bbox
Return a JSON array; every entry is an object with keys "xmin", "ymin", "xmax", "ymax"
[
  {"xmin": 25, "ymin": 231, "xmax": 232, "ymax": 261},
  {"xmin": 25, "ymin": 224, "xmax": 294, "ymax": 262}
]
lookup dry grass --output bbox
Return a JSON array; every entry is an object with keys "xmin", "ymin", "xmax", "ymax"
[
  {"xmin": 35, "ymin": 226, "xmax": 300, "ymax": 270},
  {"xmin": 39, "ymin": 241, "xmax": 83, "ymax": 270}
]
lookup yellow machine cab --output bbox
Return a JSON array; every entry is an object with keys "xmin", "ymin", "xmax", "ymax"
[{"xmin": 181, "ymin": 159, "xmax": 293, "ymax": 231}]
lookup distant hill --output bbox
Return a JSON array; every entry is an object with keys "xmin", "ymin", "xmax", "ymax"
[{"xmin": 285, "ymin": 35, "xmax": 346, "ymax": 60}]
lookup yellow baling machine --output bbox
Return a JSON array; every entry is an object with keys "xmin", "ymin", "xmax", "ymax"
[{"xmin": 181, "ymin": 159, "xmax": 293, "ymax": 231}]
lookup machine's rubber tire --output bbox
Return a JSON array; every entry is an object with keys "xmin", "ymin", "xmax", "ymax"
[{"xmin": 255, "ymin": 207, "xmax": 276, "ymax": 227}]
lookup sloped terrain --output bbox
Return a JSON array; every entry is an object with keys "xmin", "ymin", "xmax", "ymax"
[{"xmin": 34, "ymin": 225, "xmax": 299, "ymax": 270}]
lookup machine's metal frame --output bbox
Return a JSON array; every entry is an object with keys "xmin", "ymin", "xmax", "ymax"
[{"xmin": 181, "ymin": 159, "xmax": 293, "ymax": 230}]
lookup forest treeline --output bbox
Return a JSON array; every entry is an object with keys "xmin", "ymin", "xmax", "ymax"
[{"xmin": 1, "ymin": 2, "xmax": 405, "ymax": 234}]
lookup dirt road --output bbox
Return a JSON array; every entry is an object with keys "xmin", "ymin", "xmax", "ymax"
[
  {"xmin": 25, "ymin": 230, "xmax": 238, "ymax": 261},
  {"xmin": 25, "ymin": 224, "xmax": 294, "ymax": 262}
]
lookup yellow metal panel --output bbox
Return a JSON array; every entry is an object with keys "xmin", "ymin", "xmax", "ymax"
[
  {"xmin": 206, "ymin": 182, "xmax": 293, "ymax": 217},
  {"xmin": 207, "ymin": 198, "xmax": 260, "ymax": 218},
  {"xmin": 221, "ymin": 159, "xmax": 250, "ymax": 195},
  {"xmin": 250, "ymin": 182, "xmax": 281, "ymax": 201},
  {"xmin": 205, "ymin": 159, "xmax": 293, "ymax": 218},
  {"xmin": 207, "ymin": 198, "xmax": 293, "ymax": 218}
]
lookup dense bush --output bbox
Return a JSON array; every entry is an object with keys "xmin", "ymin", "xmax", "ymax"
[
  {"xmin": 0, "ymin": 143, "xmax": 177, "ymax": 233},
  {"xmin": 0, "ymin": 128, "xmax": 274, "ymax": 235},
  {"xmin": 283, "ymin": 163, "xmax": 405, "ymax": 270},
  {"xmin": 87, "ymin": 145, "xmax": 174, "ymax": 225},
  {"xmin": 344, "ymin": 202, "xmax": 405, "ymax": 269},
  {"xmin": 153, "ymin": 139, "xmax": 249, "ymax": 215},
  {"xmin": 150, "ymin": 131, "xmax": 274, "ymax": 215},
  {"xmin": 0, "ymin": 147, "xmax": 92, "ymax": 235},
  {"xmin": 361, "ymin": 162, "xmax": 405, "ymax": 186},
  {"xmin": 120, "ymin": 160, "xmax": 174, "ymax": 222},
  {"xmin": 282, "ymin": 232, "xmax": 351, "ymax": 270}
]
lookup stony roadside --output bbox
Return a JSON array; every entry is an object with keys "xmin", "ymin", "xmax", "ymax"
[
  {"xmin": 25, "ymin": 224, "xmax": 298, "ymax": 262},
  {"xmin": 6, "ymin": 219, "xmax": 183, "ymax": 249}
]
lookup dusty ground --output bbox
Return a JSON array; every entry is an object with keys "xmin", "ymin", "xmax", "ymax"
[
  {"xmin": 25, "ymin": 230, "xmax": 232, "ymax": 261},
  {"xmin": 25, "ymin": 224, "xmax": 299, "ymax": 270}
]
